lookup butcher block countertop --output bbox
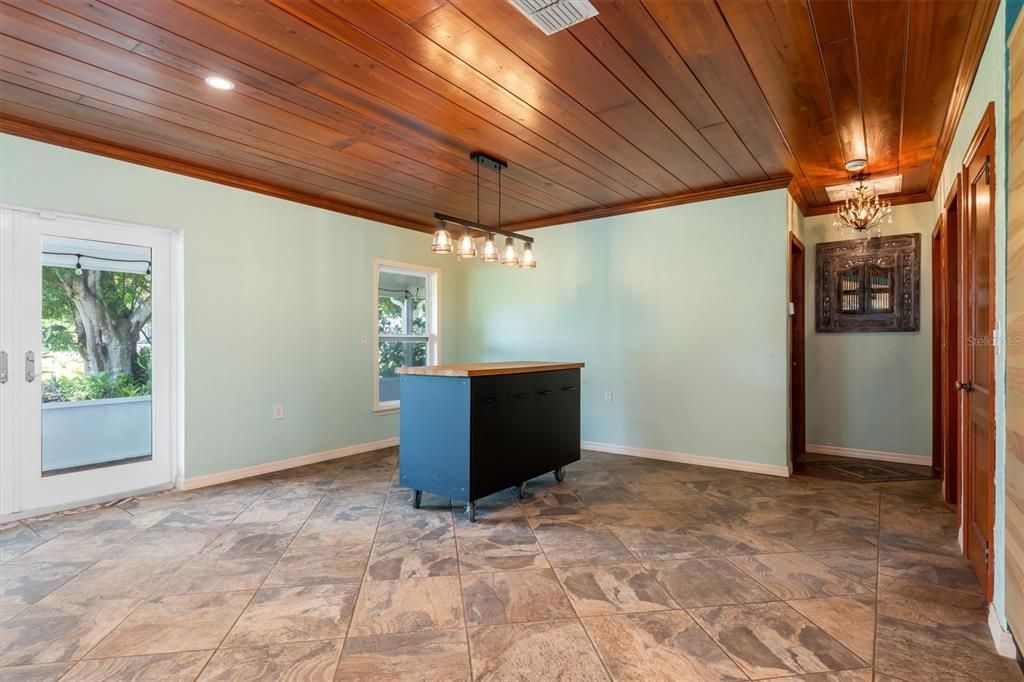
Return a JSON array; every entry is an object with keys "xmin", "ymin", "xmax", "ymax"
[{"xmin": 396, "ymin": 361, "xmax": 585, "ymax": 377}]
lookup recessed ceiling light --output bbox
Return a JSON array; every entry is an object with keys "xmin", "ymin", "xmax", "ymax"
[
  {"xmin": 204, "ymin": 75, "xmax": 235, "ymax": 90},
  {"xmin": 844, "ymin": 158, "xmax": 868, "ymax": 172}
]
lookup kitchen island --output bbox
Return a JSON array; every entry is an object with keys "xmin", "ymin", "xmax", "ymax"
[{"xmin": 397, "ymin": 361, "xmax": 584, "ymax": 521}]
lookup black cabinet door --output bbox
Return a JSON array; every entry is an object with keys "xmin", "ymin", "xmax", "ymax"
[
  {"xmin": 554, "ymin": 370, "xmax": 582, "ymax": 467},
  {"xmin": 469, "ymin": 376, "xmax": 511, "ymax": 499},
  {"xmin": 508, "ymin": 372, "xmax": 543, "ymax": 483}
]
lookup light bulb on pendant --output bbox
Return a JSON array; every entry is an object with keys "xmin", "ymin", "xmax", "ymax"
[
  {"xmin": 74, "ymin": 256, "xmax": 83, "ymax": 276},
  {"xmin": 519, "ymin": 241, "xmax": 536, "ymax": 269},
  {"xmin": 431, "ymin": 220, "xmax": 453, "ymax": 254},
  {"xmin": 456, "ymin": 230, "xmax": 477, "ymax": 258},
  {"xmin": 500, "ymin": 237, "xmax": 519, "ymax": 266},
  {"xmin": 480, "ymin": 234, "xmax": 499, "ymax": 262}
]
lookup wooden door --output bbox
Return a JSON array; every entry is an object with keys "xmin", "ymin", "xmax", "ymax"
[
  {"xmin": 931, "ymin": 220, "xmax": 943, "ymax": 474},
  {"xmin": 960, "ymin": 102, "xmax": 996, "ymax": 598},
  {"xmin": 942, "ymin": 183, "xmax": 961, "ymax": 506},
  {"xmin": 790, "ymin": 235, "xmax": 806, "ymax": 459}
]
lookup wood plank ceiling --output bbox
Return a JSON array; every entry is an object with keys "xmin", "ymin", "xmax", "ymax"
[{"xmin": 0, "ymin": 0, "xmax": 999, "ymax": 232}]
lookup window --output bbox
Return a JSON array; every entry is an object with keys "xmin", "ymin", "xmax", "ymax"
[
  {"xmin": 836, "ymin": 264, "xmax": 895, "ymax": 315},
  {"xmin": 815, "ymin": 233, "xmax": 920, "ymax": 333},
  {"xmin": 374, "ymin": 261, "xmax": 439, "ymax": 411}
]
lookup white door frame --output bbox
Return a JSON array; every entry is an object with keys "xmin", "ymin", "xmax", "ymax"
[{"xmin": 0, "ymin": 204, "xmax": 182, "ymax": 522}]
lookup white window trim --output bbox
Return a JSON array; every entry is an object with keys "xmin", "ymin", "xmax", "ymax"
[{"xmin": 373, "ymin": 259, "xmax": 441, "ymax": 413}]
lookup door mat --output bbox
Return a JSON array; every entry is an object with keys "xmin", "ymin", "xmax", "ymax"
[{"xmin": 806, "ymin": 460, "xmax": 932, "ymax": 483}]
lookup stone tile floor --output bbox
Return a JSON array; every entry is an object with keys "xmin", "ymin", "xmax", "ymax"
[{"xmin": 0, "ymin": 448, "xmax": 1021, "ymax": 681}]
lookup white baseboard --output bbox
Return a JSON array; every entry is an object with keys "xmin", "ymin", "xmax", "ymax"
[
  {"xmin": 581, "ymin": 441, "xmax": 790, "ymax": 478},
  {"xmin": 989, "ymin": 605, "xmax": 1021, "ymax": 658},
  {"xmin": 178, "ymin": 437, "xmax": 399, "ymax": 490},
  {"xmin": 805, "ymin": 443, "xmax": 931, "ymax": 467}
]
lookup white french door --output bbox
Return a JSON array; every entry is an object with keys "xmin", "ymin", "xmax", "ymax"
[{"xmin": 0, "ymin": 207, "xmax": 176, "ymax": 518}]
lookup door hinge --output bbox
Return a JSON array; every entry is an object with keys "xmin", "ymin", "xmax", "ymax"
[
  {"xmin": 984, "ymin": 155, "xmax": 991, "ymax": 184},
  {"xmin": 985, "ymin": 540, "xmax": 991, "ymax": 567}
]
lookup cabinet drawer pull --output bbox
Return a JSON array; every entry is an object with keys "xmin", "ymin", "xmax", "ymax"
[
  {"xmin": 513, "ymin": 392, "xmax": 533, "ymax": 399},
  {"xmin": 485, "ymin": 396, "xmax": 502, "ymax": 403},
  {"xmin": 561, "ymin": 386, "xmax": 578, "ymax": 392},
  {"xmin": 538, "ymin": 389, "xmax": 554, "ymax": 396}
]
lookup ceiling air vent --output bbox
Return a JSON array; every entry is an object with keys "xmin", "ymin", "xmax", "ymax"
[{"xmin": 508, "ymin": 0, "xmax": 599, "ymax": 35}]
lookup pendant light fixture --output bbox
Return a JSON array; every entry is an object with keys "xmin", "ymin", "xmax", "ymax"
[
  {"xmin": 456, "ymin": 230, "xmax": 477, "ymax": 258},
  {"xmin": 457, "ymin": 156, "xmax": 485, "ymax": 258},
  {"xmin": 431, "ymin": 219, "xmax": 453, "ymax": 254},
  {"xmin": 481, "ymin": 163, "xmax": 502, "ymax": 263},
  {"xmin": 501, "ymin": 237, "xmax": 519, "ymax": 266},
  {"xmin": 520, "ymin": 241, "xmax": 536, "ymax": 269},
  {"xmin": 481, "ymin": 234, "xmax": 499, "ymax": 262},
  {"xmin": 430, "ymin": 152, "xmax": 536, "ymax": 270},
  {"xmin": 833, "ymin": 160, "xmax": 892, "ymax": 238}
]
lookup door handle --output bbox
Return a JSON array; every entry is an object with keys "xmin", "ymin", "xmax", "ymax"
[
  {"xmin": 955, "ymin": 380, "xmax": 973, "ymax": 392},
  {"xmin": 24, "ymin": 350, "xmax": 35, "ymax": 383},
  {"xmin": 0, "ymin": 350, "xmax": 7, "ymax": 384}
]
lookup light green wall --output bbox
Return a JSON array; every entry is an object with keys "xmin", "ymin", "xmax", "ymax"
[
  {"xmin": 458, "ymin": 190, "xmax": 791, "ymax": 470},
  {"xmin": 933, "ymin": 0, "xmax": 1010, "ymax": 630},
  {"xmin": 799, "ymin": 202, "xmax": 935, "ymax": 457},
  {"xmin": 0, "ymin": 134, "xmax": 462, "ymax": 478}
]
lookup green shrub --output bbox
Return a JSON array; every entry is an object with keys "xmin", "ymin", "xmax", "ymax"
[{"xmin": 42, "ymin": 371, "xmax": 151, "ymax": 403}]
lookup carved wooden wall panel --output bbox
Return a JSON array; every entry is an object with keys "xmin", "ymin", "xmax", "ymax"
[{"xmin": 815, "ymin": 233, "xmax": 920, "ymax": 333}]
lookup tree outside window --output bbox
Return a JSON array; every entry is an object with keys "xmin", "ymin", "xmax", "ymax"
[
  {"xmin": 41, "ymin": 265, "xmax": 152, "ymax": 403},
  {"xmin": 375, "ymin": 264, "xmax": 438, "ymax": 408}
]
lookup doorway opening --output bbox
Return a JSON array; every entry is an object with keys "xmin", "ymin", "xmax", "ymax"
[
  {"xmin": 934, "ymin": 178, "xmax": 962, "ymax": 508},
  {"xmin": 789, "ymin": 233, "xmax": 805, "ymax": 466},
  {"xmin": 0, "ymin": 207, "xmax": 178, "ymax": 521}
]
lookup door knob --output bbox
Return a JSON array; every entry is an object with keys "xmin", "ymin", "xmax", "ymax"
[{"xmin": 955, "ymin": 380, "xmax": 973, "ymax": 392}]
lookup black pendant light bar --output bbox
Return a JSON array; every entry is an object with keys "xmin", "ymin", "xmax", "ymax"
[
  {"xmin": 432, "ymin": 152, "xmax": 536, "ymax": 268},
  {"xmin": 432, "ymin": 212, "xmax": 533, "ymax": 244},
  {"xmin": 434, "ymin": 152, "xmax": 529, "ymax": 243}
]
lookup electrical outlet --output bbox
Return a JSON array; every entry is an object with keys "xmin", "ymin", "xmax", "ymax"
[
  {"xmin": 361, "ymin": 335, "xmax": 368, "ymax": 346},
  {"xmin": 272, "ymin": 404, "xmax": 285, "ymax": 420},
  {"xmin": 604, "ymin": 391, "xmax": 613, "ymax": 404}
]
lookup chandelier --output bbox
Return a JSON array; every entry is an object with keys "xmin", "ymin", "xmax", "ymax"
[
  {"xmin": 431, "ymin": 152, "xmax": 536, "ymax": 269},
  {"xmin": 833, "ymin": 169, "xmax": 892, "ymax": 238}
]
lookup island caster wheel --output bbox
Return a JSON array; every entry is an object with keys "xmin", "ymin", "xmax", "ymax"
[
  {"xmin": 515, "ymin": 483, "xmax": 526, "ymax": 500},
  {"xmin": 412, "ymin": 490, "xmax": 422, "ymax": 509},
  {"xmin": 466, "ymin": 501, "xmax": 476, "ymax": 522},
  {"xmin": 554, "ymin": 466, "xmax": 565, "ymax": 482}
]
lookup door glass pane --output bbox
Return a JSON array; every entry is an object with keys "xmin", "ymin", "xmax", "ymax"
[{"xmin": 40, "ymin": 236, "xmax": 153, "ymax": 475}]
